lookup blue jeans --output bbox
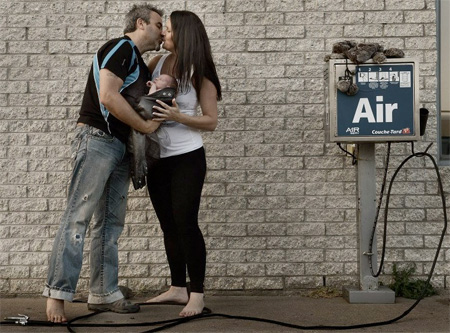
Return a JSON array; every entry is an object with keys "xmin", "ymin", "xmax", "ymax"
[{"xmin": 43, "ymin": 124, "xmax": 130, "ymax": 304}]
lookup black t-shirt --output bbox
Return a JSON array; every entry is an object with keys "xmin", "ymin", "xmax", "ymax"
[{"xmin": 78, "ymin": 36, "xmax": 150, "ymax": 143}]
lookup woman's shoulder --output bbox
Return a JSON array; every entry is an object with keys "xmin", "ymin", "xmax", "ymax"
[{"xmin": 148, "ymin": 54, "xmax": 164, "ymax": 73}]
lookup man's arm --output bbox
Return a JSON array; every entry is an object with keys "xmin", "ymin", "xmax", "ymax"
[{"xmin": 99, "ymin": 68, "xmax": 159, "ymax": 134}]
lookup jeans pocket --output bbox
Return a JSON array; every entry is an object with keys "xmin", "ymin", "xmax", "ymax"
[{"xmin": 90, "ymin": 128, "xmax": 114, "ymax": 142}]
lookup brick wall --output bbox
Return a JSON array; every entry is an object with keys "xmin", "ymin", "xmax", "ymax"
[{"xmin": 1, "ymin": 0, "xmax": 448, "ymax": 296}]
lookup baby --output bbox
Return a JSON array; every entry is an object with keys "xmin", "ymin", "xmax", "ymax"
[
  {"xmin": 128, "ymin": 74, "xmax": 178, "ymax": 191},
  {"xmin": 146, "ymin": 74, "xmax": 178, "ymax": 94}
]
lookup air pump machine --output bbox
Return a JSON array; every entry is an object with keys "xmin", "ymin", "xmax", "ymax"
[{"xmin": 325, "ymin": 58, "xmax": 420, "ymax": 303}]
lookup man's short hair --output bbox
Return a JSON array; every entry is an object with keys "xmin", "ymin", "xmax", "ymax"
[{"xmin": 123, "ymin": 4, "xmax": 163, "ymax": 34}]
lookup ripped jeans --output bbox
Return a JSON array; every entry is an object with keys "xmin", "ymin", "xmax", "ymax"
[{"xmin": 43, "ymin": 124, "xmax": 130, "ymax": 304}]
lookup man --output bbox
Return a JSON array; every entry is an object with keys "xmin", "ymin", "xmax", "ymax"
[{"xmin": 43, "ymin": 4, "xmax": 163, "ymax": 323}]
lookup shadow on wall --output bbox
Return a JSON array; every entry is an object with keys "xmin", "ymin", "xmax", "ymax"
[{"xmin": 442, "ymin": 110, "xmax": 450, "ymax": 157}]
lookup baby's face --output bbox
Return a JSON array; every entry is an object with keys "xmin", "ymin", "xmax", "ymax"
[{"xmin": 154, "ymin": 75, "xmax": 174, "ymax": 89}]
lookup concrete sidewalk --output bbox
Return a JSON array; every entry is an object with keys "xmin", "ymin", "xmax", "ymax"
[{"xmin": 1, "ymin": 293, "xmax": 449, "ymax": 332}]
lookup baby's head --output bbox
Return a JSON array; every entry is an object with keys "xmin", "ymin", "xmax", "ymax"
[{"xmin": 154, "ymin": 74, "xmax": 178, "ymax": 90}]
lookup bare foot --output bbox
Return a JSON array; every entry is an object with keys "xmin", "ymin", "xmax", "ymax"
[
  {"xmin": 179, "ymin": 292, "xmax": 204, "ymax": 317},
  {"xmin": 146, "ymin": 286, "xmax": 189, "ymax": 304},
  {"xmin": 46, "ymin": 298, "xmax": 67, "ymax": 323}
]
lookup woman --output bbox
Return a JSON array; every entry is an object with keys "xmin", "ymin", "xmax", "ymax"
[{"xmin": 145, "ymin": 11, "xmax": 222, "ymax": 317}]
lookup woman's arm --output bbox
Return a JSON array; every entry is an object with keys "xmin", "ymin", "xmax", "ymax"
[{"xmin": 152, "ymin": 78, "xmax": 218, "ymax": 131}]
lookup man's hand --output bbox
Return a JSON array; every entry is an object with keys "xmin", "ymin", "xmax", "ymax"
[{"xmin": 139, "ymin": 119, "xmax": 160, "ymax": 134}]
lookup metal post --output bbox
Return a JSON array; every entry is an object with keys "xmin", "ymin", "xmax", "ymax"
[{"xmin": 343, "ymin": 143, "xmax": 395, "ymax": 303}]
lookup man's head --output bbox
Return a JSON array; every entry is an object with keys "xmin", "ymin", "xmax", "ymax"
[{"xmin": 124, "ymin": 4, "xmax": 163, "ymax": 52}]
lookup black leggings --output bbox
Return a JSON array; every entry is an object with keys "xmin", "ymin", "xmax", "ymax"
[{"xmin": 147, "ymin": 147, "xmax": 206, "ymax": 293}]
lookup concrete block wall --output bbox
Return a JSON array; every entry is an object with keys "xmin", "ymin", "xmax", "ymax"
[{"xmin": 1, "ymin": 0, "xmax": 448, "ymax": 296}]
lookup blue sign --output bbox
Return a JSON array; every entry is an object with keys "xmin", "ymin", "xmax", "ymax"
[{"xmin": 337, "ymin": 64, "xmax": 415, "ymax": 137}]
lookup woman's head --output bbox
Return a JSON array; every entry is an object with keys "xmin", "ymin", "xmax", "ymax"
[
  {"xmin": 164, "ymin": 11, "xmax": 208, "ymax": 54},
  {"xmin": 163, "ymin": 11, "xmax": 221, "ymax": 101}
]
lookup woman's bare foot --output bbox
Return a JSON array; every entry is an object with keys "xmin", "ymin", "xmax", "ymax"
[
  {"xmin": 179, "ymin": 292, "xmax": 204, "ymax": 317},
  {"xmin": 146, "ymin": 286, "xmax": 189, "ymax": 304},
  {"xmin": 46, "ymin": 298, "xmax": 67, "ymax": 323}
]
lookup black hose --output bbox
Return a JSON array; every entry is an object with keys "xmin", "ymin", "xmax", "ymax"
[
  {"xmin": 369, "ymin": 142, "xmax": 391, "ymax": 277},
  {"xmin": 146, "ymin": 142, "xmax": 447, "ymax": 332},
  {"xmin": 1, "ymin": 143, "xmax": 447, "ymax": 333}
]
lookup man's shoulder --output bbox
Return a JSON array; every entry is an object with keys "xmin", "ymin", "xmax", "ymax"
[{"xmin": 99, "ymin": 37, "xmax": 134, "ymax": 56}]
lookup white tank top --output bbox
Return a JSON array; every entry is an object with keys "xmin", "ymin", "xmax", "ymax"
[{"xmin": 152, "ymin": 54, "xmax": 203, "ymax": 158}]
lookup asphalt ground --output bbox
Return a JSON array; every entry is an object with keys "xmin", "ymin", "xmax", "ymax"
[{"xmin": 1, "ymin": 292, "xmax": 449, "ymax": 332}]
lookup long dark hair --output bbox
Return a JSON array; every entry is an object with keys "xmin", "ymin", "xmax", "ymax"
[{"xmin": 170, "ymin": 11, "xmax": 222, "ymax": 101}]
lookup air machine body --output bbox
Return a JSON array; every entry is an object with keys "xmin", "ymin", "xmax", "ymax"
[
  {"xmin": 325, "ymin": 58, "xmax": 420, "ymax": 143},
  {"xmin": 324, "ymin": 58, "xmax": 421, "ymax": 303}
]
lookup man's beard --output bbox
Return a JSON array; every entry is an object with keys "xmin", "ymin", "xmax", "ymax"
[{"xmin": 154, "ymin": 42, "xmax": 161, "ymax": 52}]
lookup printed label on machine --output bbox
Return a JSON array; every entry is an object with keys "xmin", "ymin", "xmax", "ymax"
[{"xmin": 337, "ymin": 64, "xmax": 415, "ymax": 137}]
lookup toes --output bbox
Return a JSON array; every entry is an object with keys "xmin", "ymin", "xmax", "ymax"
[
  {"xmin": 58, "ymin": 316, "xmax": 68, "ymax": 323},
  {"xmin": 179, "ymin": 309, "xmax": 201, "ymax": 317},
  {"xmin": 48, "ymin": 314, "xmax": 67, "ymax": 323}
]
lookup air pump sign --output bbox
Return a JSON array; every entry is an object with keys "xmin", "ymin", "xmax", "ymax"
[{"xmin": 326, "ymin": 59, "xmax": 420, "ymax": 142}]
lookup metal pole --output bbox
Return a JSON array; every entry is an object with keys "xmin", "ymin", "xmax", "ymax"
[
  {"xmin": 343, "ymin": 143, "xmax": 395, "ymax": 303},
  {"xmin": 358, "ymin": 143, "xmax": 379, "ymax": 291}
]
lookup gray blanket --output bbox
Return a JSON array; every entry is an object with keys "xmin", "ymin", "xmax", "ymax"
[{"xmin": 128, "ymin": 87, "xmax": 176, "ymax": 190}]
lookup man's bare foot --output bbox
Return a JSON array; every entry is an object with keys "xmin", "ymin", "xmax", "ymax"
[
  {"xmin": 179, "ymin": 292, "xmax": 204, "ymax": 317},
  {"xmin": 146, "ymin": 286, "xmax": 189, "ymax": 304},
  {"xmin": 46, "ymin": 298, "xmax": 67, "ymax": 323}
]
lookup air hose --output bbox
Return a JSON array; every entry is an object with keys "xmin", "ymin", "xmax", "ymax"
[
  {"xmin": 368, "ymin": 141, "xmax": 447, "ymax": 282},
  {"xmin": 1, "ymin": 142, "xmax": 447, "ymax": 332}
]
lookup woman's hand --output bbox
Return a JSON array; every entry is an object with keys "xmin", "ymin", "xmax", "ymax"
[
  {"xmin": 152, "ymin": 78, "xmax": 218, "ymax": 131},
  {"xmin": 152, "ymin": 98, "xmax": 181, "ymax": 122}
]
